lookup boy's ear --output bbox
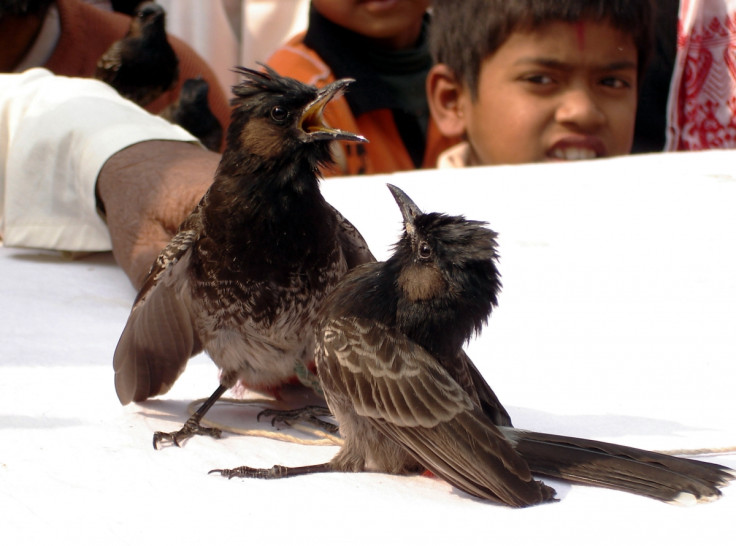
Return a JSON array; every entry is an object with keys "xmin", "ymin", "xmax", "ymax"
[{"xmin": 426, "ymin": 63, "xmax": 467, "ymax": 138}]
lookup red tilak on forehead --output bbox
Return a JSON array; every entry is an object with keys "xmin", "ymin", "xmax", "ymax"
[{"xmin": 575, "ymin": 21, "xmax": 586, "ymax": 50}]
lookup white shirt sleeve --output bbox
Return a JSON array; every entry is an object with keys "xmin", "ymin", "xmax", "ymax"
[{"xmin": 0, "ymin": 68, "xmax": 199, "ymax": 252}]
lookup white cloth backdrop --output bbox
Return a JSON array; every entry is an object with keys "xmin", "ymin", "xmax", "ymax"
[{"xmin": 1, "ymin": 150, "xmax": 735, "ymax": 544}]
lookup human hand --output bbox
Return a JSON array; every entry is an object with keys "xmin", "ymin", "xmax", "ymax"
[{"xmin": 96, "ymin": 140, "xmax": 220, "ymax": 289}]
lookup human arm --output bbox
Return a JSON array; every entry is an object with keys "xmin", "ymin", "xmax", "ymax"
[
  {"xmin": 0, "ymin": 68, "xmax": 214, "ymax": 287},
  {"xmin": 96, "ymin": 141, "xmax": 218, "ymax": 288}
]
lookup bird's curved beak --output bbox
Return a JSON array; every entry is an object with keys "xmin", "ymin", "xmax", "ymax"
[
  {"xmin": 387, "ymin": 184, "xmax": 422, "ymax": 237},
  {"xmin": 300, "ymin": 78, "xmax": 368, "ymax": 143}
]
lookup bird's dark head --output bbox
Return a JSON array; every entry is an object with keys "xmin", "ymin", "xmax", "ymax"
[
  {"xmin": 387, "ymin": 184, "xmax": 502, "ymax": 347},
  {"xmin": 226, "ymin": 65, "xmax": 367, "ymax": 174},
  {"xmin": 179, "ymin": 76, "xmax": 209, "ymax": 106},
  {"xmin": 133, "ymin": 2, "xmax": 166, "ymax": 34}
]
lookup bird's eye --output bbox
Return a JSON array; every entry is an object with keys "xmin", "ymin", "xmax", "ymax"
[
  {"xmin": 418, "ymin": 241, "xmax": 432, "ymax": 260},
  {"xmin": 270, "ymin": 106, "xmax": 289, "ymax": 122}
]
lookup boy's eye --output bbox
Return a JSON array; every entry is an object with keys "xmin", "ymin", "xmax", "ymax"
[
  {"xmin": 600, "ymin": 76, "xmax": 632, "ymax": 89},
  {"xmin": 522, "ymin": 74, "xmax": 555, "ymax": 85}
]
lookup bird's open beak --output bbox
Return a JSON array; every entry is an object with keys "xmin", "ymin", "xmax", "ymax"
[
  {"xmin": 387, "ymin": 184, "xmax": 422, "ymax": 237},
  {"xmin": 300, "ymin": 79, "xmax": 368, "ymax": 143}
]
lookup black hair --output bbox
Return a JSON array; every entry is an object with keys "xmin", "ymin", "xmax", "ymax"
[{"xmin": 430, "ymin": 0, "xmax": 655, "ymax": 97}]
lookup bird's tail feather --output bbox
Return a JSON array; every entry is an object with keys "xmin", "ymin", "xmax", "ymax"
[{"xmin": 505, "ymin": 429, "xmax": 735, "ymax": 505}]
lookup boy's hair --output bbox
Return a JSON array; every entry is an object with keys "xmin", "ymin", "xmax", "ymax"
[{"xmin": 429, "ymin": 0, "xmax": 655, "ymax": 98}]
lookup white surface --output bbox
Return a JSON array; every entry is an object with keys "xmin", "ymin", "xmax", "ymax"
[{"xmin": 1, "ymin": 150, "xmax": 735, "ymax": 544}]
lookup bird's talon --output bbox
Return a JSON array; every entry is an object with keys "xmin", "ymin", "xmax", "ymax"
[
  {"xmin": 257, "ymin": 406, "xmax": 334, "ymax": 431},
  {"xmin": 152, "ymin": 423, "xmax": 222, "ymax": 450},
  {"xmin": 209, "ymin": 466, "xmax": 262, "ymax": 479}
]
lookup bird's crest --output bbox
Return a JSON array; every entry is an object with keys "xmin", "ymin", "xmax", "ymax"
[{"xmin": 230, "ymin": 64, "xmax": 310, "ymax": 104}]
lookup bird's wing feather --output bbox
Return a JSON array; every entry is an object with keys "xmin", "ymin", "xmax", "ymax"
[
  {"xmin": 113, "ymin": 231, "xmax": 201, "ymax": 405},
  {"xmin": 329, "ymin": 204, "xmax": 375, "ymax": 268},
  {"xmin": 96, "ymin": 41, "xmax": 124, "ymax": 75},
  {"xmin": 134, "ymin": 220, "xmax": 199, "ymax": 305},
  {"xmin": 458, "ymin": 350, "xmax": 513, "ymax": 427},
  {"xmin": 319, "ymin": 317, "xmax": 553, "ymax": 506}
]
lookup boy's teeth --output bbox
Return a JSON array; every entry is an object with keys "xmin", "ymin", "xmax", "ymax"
[{"xmin": 552, "ymin": 147, "xmax": 597, "ymax": 160}]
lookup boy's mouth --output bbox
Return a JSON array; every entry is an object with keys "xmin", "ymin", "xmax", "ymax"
[
  {"xmin": 547, "ymin": 137, "xmax": 605, "ymax": 161},
  {"xmin": 359, "ymin": 0, "xmax": 400, "ymax": 12},
  {"xmin": 548, "ymin": 147, "xmax": 597, "ymax": 160}
]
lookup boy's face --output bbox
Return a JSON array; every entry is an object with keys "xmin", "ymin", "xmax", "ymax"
[
  {"xmin": 429, "ymin": 20, "xmax": 639, "ymax": 166},
  {"xmin": 312, "ymin": 0, "xmax": 430, "ymax": 50}
]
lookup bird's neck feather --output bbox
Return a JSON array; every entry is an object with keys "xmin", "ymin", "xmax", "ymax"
[
  {"xmin": 397, "ymin": 261, "xmax": 498, "ymax": 359},
  {"xmin": 202, "ymin": 151, "xmax": 331, "ymax": 259}
]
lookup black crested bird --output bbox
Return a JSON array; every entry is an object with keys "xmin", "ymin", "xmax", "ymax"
[
  {"xmin": 212, "ymin": 184, "xmax": 735, "ymax": 508},
  {"xmin": 161, "ymin": 77, "xmax": 223, "ymax": 152},
  {"xmin": 95, "ymin": 1, "xmax": 179, "ymax": 107},
  {"xmin": 113, "ymin": 65, "xmax": 373, "ymax": 450}
]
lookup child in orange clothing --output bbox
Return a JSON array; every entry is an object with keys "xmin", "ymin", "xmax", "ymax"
[{"xmin": 267, "ymin": 0, "xmax": 459, "ymax": 176}]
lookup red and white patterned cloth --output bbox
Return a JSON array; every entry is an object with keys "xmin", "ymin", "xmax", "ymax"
[{"xmin": 666, "ymin": 0, "xmax": 736, "ymax": 150}]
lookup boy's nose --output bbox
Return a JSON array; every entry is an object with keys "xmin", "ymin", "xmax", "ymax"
[{"xmin": 555, "ymin": 88, "xmax": 606, "ymax": 131}]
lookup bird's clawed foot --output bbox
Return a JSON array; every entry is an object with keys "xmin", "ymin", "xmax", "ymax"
[
  {"xmin": 209, "ymin": 462, "xmax": 332, "ymax": 480},
  {"xmin": 257, "ymin": 405, "xmax": 338, "ymax": 434},
  {"xmin": 153, "ymin": 415, "xmax": 222, "ymax": 449},
  {"xmin": 209, "ymin": 464, "xmax": 293, "ymax": 479}
]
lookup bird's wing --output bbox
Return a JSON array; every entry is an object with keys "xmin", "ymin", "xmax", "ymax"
[
  {"xmin": 95, "ymin": 41, "xmax": 124, "ymax": 76},
  {"xmin": 458, "ymin": 350, "xmax": 513, "ymax": 427},
  {"xmin": 329, "ymin": 204, "xmax": 376, "ymax": 268},
  {"xmin": 318, "ymin": 317, "xmax": 553, "ymax": 506},
  {"xmin": 113, "ymin": 229, "xmax": 202, "ymax": 405},
  {"xmin": 133, "ymin": 211, "xmax": 202, "ymax": 304}
]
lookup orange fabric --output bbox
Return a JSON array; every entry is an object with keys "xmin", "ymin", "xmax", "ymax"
[
  {"xmin": 268, "ymin": 33, "xmax": 460, "ymax": 177},
  {"xmin": 45, "ymin": 0, "xmax": 231, "ymax": 149}
]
